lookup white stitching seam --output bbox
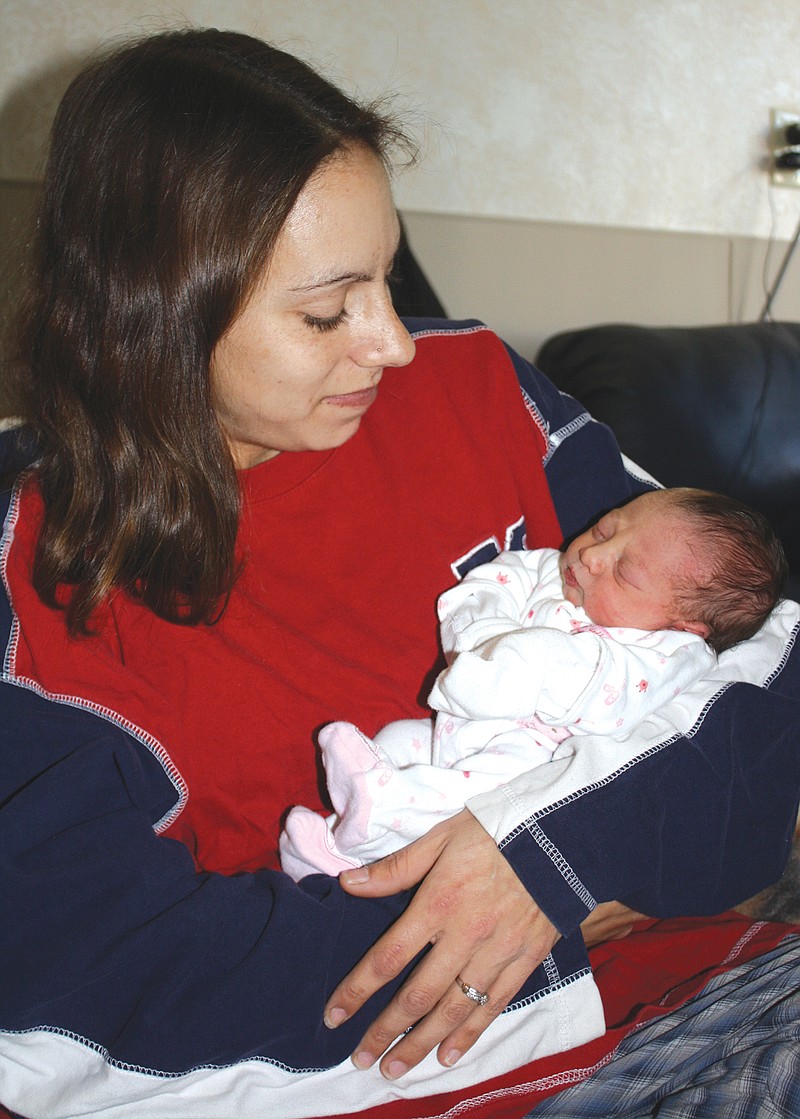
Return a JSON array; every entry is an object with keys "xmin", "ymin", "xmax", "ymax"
[{"xmin": 0, "ymin": 1024, "xmax": 328, "ymax": 1077}]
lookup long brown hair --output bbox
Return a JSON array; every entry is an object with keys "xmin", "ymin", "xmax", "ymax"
[{"xmin": 10, "ymin": 28, "xmax": 411, "ymax": 633}]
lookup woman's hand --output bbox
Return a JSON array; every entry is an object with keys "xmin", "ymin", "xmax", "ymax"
[
  {"xmin": 323, "ymin": 810, "xmax": 560, "ymax": 1080},
  {"xmin": 580, "ymin": 901, "xmax": 649, "ymax": 947}
]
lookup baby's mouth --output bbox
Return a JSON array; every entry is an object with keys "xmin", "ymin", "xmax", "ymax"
[{"xmin": 562, "ymin": 562, "xmax": 579, "ymax": 589}]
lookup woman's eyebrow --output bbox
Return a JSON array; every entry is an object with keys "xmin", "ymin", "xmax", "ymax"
[
  {"xmin": 289, "ymin": 269, "xmax": 372, "ymax": 293},
  {"xmin": 291, "ymin": 238, "xmax": 403, "ymax": 293}
]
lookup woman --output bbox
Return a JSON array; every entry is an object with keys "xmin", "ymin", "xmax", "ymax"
[{"xmin": 1, "ymin": 27, "xmax": 799, "ymax": 1119}]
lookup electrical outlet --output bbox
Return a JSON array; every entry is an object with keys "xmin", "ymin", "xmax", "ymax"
[{"xmin": 770, "ymin": 108, "xmax": 800, "ymax": 188}]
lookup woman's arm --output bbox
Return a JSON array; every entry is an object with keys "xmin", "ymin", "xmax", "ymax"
[
  {"xmin": 1, "ymin": 655, "xmax": 599, "ymax": 1112},
  {"xmin": 1, "ymin": 673, "xmax": 423, "ymax": 1114},
  {"xmin": 326, "ymin": 341, "xmax": 800, "ymax": 1076},
  {"xmin": 330, "ymin": 602, "xmax": 800, "ymax": 1078}
]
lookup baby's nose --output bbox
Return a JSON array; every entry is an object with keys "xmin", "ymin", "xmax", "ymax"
[{"xmin": 580, "ymin": 544, "xmax": 607, "ymax": 574}]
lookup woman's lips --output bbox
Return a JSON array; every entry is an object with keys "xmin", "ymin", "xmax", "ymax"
[{"xmin": 326, "ymin": 386, "xmax": 379, "ymax": 409}]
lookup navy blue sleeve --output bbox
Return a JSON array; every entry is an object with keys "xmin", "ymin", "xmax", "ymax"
[
  {"xmin": 1, "ymin": 654, "xmax": 596, "ymax": 1114},
  {"xmin": 502, "ymin": 340, "xmax": 653, "ymax": 541},
  {"xmin": 495, "ymin": 668, "xmax": 800, "ymax": 935},
  {"xmin": 0, "ymin": 674, "xmax": 420, "ymax": 1073},
  {"xmin": 478, "ymin": 341, "xmax": 800, "ymax": 932}
]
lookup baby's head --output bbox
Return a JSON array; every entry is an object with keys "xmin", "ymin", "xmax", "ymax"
[{"xmin": 560, "ymin": 487, "xmax": 787, "ymax": 652}]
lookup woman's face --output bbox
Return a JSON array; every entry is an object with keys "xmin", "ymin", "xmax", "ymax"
[{"xmin": 211, "ymin": 146, "xmax": 416, "ymax": 468}]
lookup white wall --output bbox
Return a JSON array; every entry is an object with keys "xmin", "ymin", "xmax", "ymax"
[{"xmin": 3, "ymin": 0, "xmax": 800, "ymax": 240}]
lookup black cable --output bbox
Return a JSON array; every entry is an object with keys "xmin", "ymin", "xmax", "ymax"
[{"xmin": 760, "ymin": 209, "xmax": 800, "ymax": 322}]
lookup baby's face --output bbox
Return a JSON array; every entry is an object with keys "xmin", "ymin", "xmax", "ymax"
[{"xmin": 560, "ymin": 492, "xmax": 699, "ymax": 631}]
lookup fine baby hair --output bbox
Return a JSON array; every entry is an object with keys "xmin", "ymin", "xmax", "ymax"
[{"xmin": 661, "ymin": 487, "xmax": 787, "ymax": 653}]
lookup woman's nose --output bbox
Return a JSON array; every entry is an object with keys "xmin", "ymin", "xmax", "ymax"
[
  {"xmin": 383, "ymin": 311, "xmax": 416, "ymax": 367},
  {"xmin": 355, "ymin": 295, "xmax": 416, "ymax": 369}
]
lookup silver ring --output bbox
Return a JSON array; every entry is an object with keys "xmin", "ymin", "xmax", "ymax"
[{"xmin": 455, "ymin": 976, "xmax": 489, "ymax": 1006}]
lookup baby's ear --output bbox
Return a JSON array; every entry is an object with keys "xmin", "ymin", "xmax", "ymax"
[{"xmin": 678, "ymin": 619, "xmax": 711, "ymax": 639}]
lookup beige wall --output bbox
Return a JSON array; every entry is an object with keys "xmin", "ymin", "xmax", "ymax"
[
  {"xmin": 3, "ymin": 1, "xmax": 800, "ymax": 239},
  {"xmin": 4, "ymin": 176, "xmax": 798, "ymax": 384},
  {"xmin": 1, "ymin": 1, "xmax": 800, "ymax": 407},
  {"xmin": 402, "ymin": 210, "xmax": 800, "ymax": 360}
]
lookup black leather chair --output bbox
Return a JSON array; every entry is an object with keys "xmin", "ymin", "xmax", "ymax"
[
  {"xmin": 392, "ymin": 218, "xmax": 447, "ymax": 320},
  {"xmin": 536, "ymin": 322, "xmax": 800, "ymax": 601}
]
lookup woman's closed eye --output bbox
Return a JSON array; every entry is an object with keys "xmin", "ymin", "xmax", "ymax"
[{"xmin": 303, "ymin": 308, "xmax": 349, "ymax": 333}]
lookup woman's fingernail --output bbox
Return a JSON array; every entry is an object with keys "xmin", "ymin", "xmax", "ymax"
[
  {"xmin": 353, "ymin": 1050, "xmax": 376, "ymax": 1069},
  {"xmin": 384, "ymin": 1059, "xmax": 408, "ymax": 1080},
  {"xmin": 342, "ymin": 867, "xmax": 369, "ymax": 884},
  {"xmin": 324, "ymin": 1007, "xmax": 347, "ymax": 1028},
  {"xmin": 443, "ymin": 1048, "xmax": 462, "ymax": 1066}
]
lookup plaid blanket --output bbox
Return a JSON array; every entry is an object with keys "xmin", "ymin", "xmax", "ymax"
[{"xmin": 532, "ymin": 933, "xmax": 800, "ymax": 1119}]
